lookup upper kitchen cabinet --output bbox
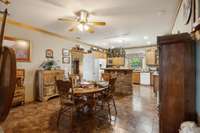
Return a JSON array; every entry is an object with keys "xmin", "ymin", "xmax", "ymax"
[{"xmin": 146, "ymin": 47, "xmax": 159, "ymax": 66}]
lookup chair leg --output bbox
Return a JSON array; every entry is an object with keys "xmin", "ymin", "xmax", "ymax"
[
  {"xmin": 112, "ymin": 98, "xmax": 117, "ymax": 116},
  {"xmin": 107, "ymin": 102, "xmax": 111, "ymax": 121},
  {"xmin": 70, "ymin": 108, "xmax": 74, "ymax": 130},
  {"xmin": 57, "ymin": 109, "xmax": 62, "ymax": 127}
]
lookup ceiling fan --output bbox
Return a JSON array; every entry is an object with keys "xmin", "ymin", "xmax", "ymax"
[{"xmin": 58, "ymin": 10, "xmax": 106, "ymax": 33}]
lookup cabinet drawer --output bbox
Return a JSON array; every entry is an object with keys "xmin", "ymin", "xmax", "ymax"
[
  {"xmin": 14, "ymin": 88, "xmax": 25, "ymax": 96},
  {"xmin": 44, "ymin": 86, "xmax": 56, "ymax": 96}
]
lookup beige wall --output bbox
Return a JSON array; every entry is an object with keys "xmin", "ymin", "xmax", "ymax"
[{"xmin": 4, "ymin": 24, "xmax": 90, "ymax": 102}]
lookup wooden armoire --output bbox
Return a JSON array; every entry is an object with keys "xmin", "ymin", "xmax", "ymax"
[{"xmin": 158, "ymin": 33, "xmax": 196, "ymax": 133}]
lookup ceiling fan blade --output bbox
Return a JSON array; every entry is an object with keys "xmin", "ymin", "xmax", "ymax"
[
  {"xmin": 88, "ymin": 21, "xmax": 106, "ymax": 26},
  {"xmin": 68, "ymin": 27, "xmax": 75, "ymax": 32},
  {"xmin": 87, "ymin": 27, "xmax": 95, "ymax": 33},
  {"xmin": 68, "ymin": 26, "xmax": 76, "ymax": 32},
  {"xmin": 58, "ymin": 18, "xmax": 76, "ymax": 23}
]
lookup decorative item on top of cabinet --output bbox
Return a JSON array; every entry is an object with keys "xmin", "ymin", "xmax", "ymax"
[
  {"xmin": 12, "ymin": 69, "xmax": 25, "ymax": 106},
  {"xmin": 158, "ymin": 33, "xmax": 196, "ymax": 133},
  {"xmin": 146, "ymin": 47, "xmax": 158, "ymax": 66},
  {"xmin": 91, "ymin": 51, "xmax": 107, "ymax": 59},
  {"xmin": 36, "ymin": 70, "xmax": 64, "ymax": 101}
]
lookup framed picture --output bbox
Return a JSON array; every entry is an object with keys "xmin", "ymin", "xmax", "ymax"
[
  {"xmin": 62, "ymin": 48, "xmax": 69, "ymax": 57},
  {"xmin": 62, "ymin": 57, "xmax": 70, "ymax": 64},
  {"xmin": 46, "ymin": 49, "xmax": 53, "ymax": 58},
  {"xmin": 3, "ymin": 36, "xmax": 31, "ymax": 62}
]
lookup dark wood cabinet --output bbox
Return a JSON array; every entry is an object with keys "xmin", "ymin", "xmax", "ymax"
[
  {"xmin": 158, "ymin": 33, "xmax": 196, "ymax": 133},
  {"xmin": 12, "ymin": 69, "xmax": 25, "ymax": 106}
]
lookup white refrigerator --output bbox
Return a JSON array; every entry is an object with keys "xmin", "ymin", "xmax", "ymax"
[{"xmin": 83, "ymin": 54, "xmax": 106, "ymax": 81}]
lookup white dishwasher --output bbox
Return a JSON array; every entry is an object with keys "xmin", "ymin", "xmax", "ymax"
[{"xmin": 140, "ymin": 72, "xmax": 150, "ymax": 85}]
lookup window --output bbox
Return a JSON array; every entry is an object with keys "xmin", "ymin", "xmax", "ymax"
[{"xmin": 130, "ymin": 57, "xmax": 142, "ymax": 69}]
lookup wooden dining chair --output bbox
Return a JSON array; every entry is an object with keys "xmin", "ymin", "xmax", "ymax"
[
  {"xmin": 96, "ymin": 78, "xmax": 117, "ymax": 121},
  {"xmin": 56, "ymin": 80, "xmax": 74, "ymax": 127},
  {"xmin": 68, "ymin": 73, "xmax": 80, "ymax": 88},
  {"xmin": 106, "ymin": 78, "xmax": 117, "ymax": 120},
  {"xmin": 56, "ymin": 80, "xmax": 87, "ymax": 127},
  {"xmin": 101, "ymin": 73, "xmax": 110, "ymax": 81}
]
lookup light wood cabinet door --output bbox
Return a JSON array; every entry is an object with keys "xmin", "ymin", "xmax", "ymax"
[
  {"xmin": 112, "ymin": 57, "xmax": 125, "ymax": 66},
  {"xmin": 146, "ymin": 48, "xmax": 156, "ymax": 65},
  {"xmin": 132, "ymin": 72, "xmax": 140, "ymax": 84}
]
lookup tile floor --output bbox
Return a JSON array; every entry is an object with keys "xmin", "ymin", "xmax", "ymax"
[{"xmin": 1, "ymin": 85, "xmax": 158, "ymax": 133}]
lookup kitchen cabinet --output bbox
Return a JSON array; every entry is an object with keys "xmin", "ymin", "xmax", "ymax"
[
  {"xmin": 107, "ymin": 57, "xmax": 125, "ymax": 66},
  {"xmin": 92, "ymin": 51, "xmax": 107, "ymax": 59},
  {"xmin": 146, "ymin": 47, "xmax": 158, "ymax": 65},
  {"xmin": 158, "ymin": 33, "xmax": 196, "ymax": 133},
  {"xmin": 132, "ymin": 72, "xmax": 140, "ymax": 84}
]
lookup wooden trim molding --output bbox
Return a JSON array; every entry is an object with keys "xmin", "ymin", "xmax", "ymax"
[
  {"xmin": 198, "ymin": 113, "xmax": 200, "ymax": 126},
  {"xmin": 0, "ymin": 16, "xmax": 104, "ymax": 49},
  {"xmin": 124, "ymin": 44, "xmax": 157, "ymax": 50}
]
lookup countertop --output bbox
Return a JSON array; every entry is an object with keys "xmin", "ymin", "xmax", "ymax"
[{"xmin": 103, "ymin": 68, "xmax": 133, "ymax": 71}]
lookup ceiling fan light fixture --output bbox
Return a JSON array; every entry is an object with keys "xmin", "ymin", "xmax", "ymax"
[
  {"xmin": 77, "ymin": 23, "xmax": 90, "ymax": 32},
  {"xmin": 84, "ymin": 24, "xmax": 89, "ymax": 31},
  {"xmin": 77, "ymin": 23, "xmax": 84, "ymax": 32}
]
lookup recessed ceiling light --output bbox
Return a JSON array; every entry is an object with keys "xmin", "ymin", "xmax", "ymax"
[
  {"xmin": 118, "ymin": 40, "xmax": 123, "ymax": 43},
  {"xmin": 144, "ymin": 36, "xmax": 149, "ymax": 40}
]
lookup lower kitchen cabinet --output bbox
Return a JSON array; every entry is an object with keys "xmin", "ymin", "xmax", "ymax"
[{"xmin": 132, "ymin": 72, "xmax": 140, "ymax": 84}]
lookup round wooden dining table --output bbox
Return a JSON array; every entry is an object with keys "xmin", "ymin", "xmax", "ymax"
[
  {"xmin": 73, "ymin": 87, "xmax": 106, "ymax": 96},
  {"xmin": 73, "ymin": 87, "xmax": 107, "ymax": 113}
]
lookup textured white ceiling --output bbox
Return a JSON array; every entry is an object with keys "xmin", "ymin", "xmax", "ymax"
[{"xmin": 1, "ymin": 0, "xmax": 179, "ymax": 48}]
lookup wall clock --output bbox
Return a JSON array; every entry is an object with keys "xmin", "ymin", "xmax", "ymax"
[{"xmin": 183, "ymin": 0, "xmax": 192, "ymax": 25}]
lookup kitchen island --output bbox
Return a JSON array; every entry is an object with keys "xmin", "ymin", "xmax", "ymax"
[{"xmin": 103, "ymin": 68, "xmax": 133, "ymax": 95}]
